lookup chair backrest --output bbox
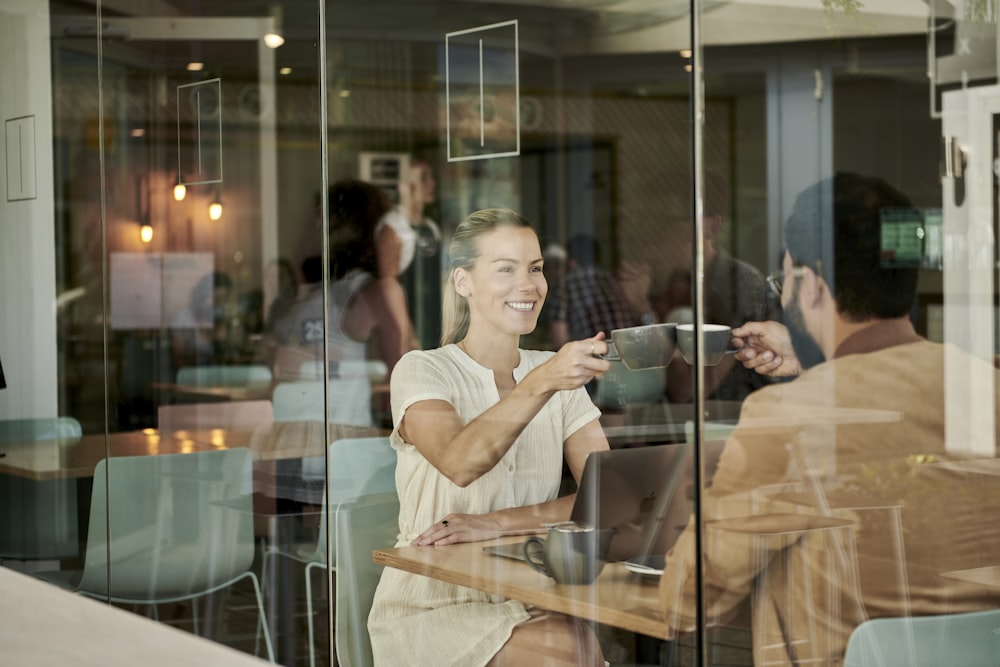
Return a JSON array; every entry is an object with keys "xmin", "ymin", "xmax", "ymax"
[
  {"xmin": 0, "ymin": 416, "xmax": 82, "ymax": 443},
  {"xmin": 176, "ymin": 365, "xmax": 272, "ymax": 387},
  {"xmin": 334, "ymin": 492, "xmax": 400, "ymax": 667},
  {"xmin": 0, "ymin": 417, "xmax": 83, "ymax": 561},
  {"xmin": 684, "ymin": 420, "xmax": 736, "ymax": 444},
  {"xmin": 592, "ymin": 361, "xmax": 666, "ymax": 409},
  {"xmin": 312, "ymin": 437, "xmax": 397, "ymax": 562},
  {"xmin": 271, "ymin": 379, "xmax": 374, "ymax": 427},
  {"xmin": 843, "ymin": 610, "xmax": 1000, "ymax": 667},
  {"xmin": 157, "ymin": 400, "xmax": 275, "ymax": 432},
  {"xmin": 78, "ymin": 448, "xmax": 255, "ymax": 600}
]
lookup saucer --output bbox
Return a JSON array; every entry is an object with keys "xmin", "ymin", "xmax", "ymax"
[{"xmin": 623, "ymin": 555, "xmax": 665, "ymax": 577}]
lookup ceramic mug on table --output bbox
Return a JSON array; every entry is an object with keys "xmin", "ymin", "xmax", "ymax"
[
  {"xmin": 675, "ymin": 323, "xmax": 738, "ymax": 366},
  {"xmin": 523, "ymin": 522, "xmax": 615, "ymax": 585}
]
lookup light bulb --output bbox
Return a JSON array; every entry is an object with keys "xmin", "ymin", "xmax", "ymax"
[
  {"xmin": 173, "ymin": 181, "xmax": 186, "ymax": 201},
  {"xmin": 263, "ymin": 32, "xmax": 284, "ymax": 49},
  {"xmin": 140, "ymin": 223, "xmax": 154, "ymax": 243},
  {"xmin": 209, "ymin": 201, "xmax": 223, "ymax": 221}
]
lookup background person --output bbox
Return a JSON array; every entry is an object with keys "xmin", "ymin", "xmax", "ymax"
[
  {"xmin": 375, "ymin": 158, "xmax": 442, "ymax": 349},
  {"xmin": 660, "ymin": 173, "xmax": 1000, "ymax": 665},
  {"xmin": 259, "ymin": 179, "xmax": 416, "ymax": 398},
  {"xmin": 369, "ymin": 208, "xmax": 610, "ymax": 667},
  {"xmin": 665, "ymin": 174, "xmax": 781, "ymax": 404}
]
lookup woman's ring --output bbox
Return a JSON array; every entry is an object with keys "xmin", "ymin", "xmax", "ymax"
[
  {"xmin": 441, "ymin": 520, "xmax": 449, "ymax": 527},
  {"xmin": 590, "ymin": 342, "xmax": 595, "ymax": 355}
]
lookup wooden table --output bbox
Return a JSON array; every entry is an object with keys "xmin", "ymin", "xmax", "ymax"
[
  {"xmin": 0, "ymin": 420, "xmax": 383, "ymax": 482},
  {"xmin": 941, "ymin": 565, "xmax": 1000, "ymax": 590},
  {"xmin": 151, "ymin": 382, "xmax": 273, "ymax": 402},
  {"xmin": 0, "ymin": 565, "xmax": 269, "ymax": 667},
  {"xmin": 373, "ymin": 536, "xmax": 671, "ymax": 640}
]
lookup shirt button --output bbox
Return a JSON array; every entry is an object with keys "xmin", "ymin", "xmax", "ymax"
[{"xmin": 508, "ymin": 464, "xmax": 514, "ymax": 472}]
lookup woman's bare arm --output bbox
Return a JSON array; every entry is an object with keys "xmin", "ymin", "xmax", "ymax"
[
  {"xmin": 412, "ymin": 418, "xmax": 610, "ymax": 545},
  {"xmin": 401, "ymin": 337, "xmax": 609, "ymax": 488}
]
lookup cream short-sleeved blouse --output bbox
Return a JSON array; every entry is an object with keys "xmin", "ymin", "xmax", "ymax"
[{"xmin": 368, "ymin": 344, "xmax": 600, "ymax": 667}]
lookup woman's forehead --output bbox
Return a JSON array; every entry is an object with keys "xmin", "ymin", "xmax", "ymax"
[{"xmin": 476, "ymin": 227, "xmax": 541, "ymax": 259}]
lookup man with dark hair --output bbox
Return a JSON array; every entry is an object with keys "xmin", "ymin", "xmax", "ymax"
[
  {"xmin": 660, "ymin": 173, "xmax": 1000, "ymax": 665},
  {"xmin": 665, "ymin": 171, "xmax": 782, "ymax": 404}
]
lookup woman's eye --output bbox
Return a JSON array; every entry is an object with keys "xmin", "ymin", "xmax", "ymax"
[
  {"xmin": 498, "ymin": 265, "xmax": 514, "ymax": 273},
  {"xmin": 530, "ymin": 265, "xmax": 543, "ymax": 273}
]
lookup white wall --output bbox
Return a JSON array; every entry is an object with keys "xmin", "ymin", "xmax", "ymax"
[{"xmin": 0, "ymin": 0, "xmax": 58, "ymax": 418}]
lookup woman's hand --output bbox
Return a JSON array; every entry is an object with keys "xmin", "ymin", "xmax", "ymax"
[
  {"xmin": 731, "ymin": 321, "xmax": 801, "ymax": 378},
  {"xmin": 411, "ymin": 513, "xmax": 505, "ymax": 546},
  {"xmin": 536, "ymin": 333, "xmax": 611, "ymax": 392}
]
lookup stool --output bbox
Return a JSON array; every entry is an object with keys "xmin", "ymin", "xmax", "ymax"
[
  {"xmin": 709, "ymin": 513, "xmax": 862, "ymax": 666},
  {"xmin": 773, "ymin": 489, "xmax": 910, "ymax": 619}
]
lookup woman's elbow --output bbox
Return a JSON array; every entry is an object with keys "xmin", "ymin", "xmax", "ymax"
[
  {"xmin": 436, "ymin": 461, "xmax": 484, "ymax": 488},
  {"xmin": 444, "ymin": 469, "xmax": 479, "ymax": 488}
]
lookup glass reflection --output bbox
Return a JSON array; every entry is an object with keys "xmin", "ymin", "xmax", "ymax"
[{"xmin": 2, "ymin": 0, "xmax": 998, "ymax": 665}]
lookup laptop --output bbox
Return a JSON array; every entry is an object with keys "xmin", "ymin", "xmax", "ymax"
[{"xmin": 484, "ymin": 442, "xmax": 691, "ymax": 565}]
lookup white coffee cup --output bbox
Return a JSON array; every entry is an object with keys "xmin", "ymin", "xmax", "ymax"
[{"xmin": 675, "ymin": 323, "xmax": 737, "ymax": 366}]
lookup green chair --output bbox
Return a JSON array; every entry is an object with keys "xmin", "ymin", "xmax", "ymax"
[
  {"xmin": 843, "ymin": 610, "xmax": 1000, "ymax": 666},
  {"xmin": 592, "ymin": 360, "xmax": 666, "ymax": 410},
  {"xmin": 0, "ymin": 417, "xmax": 83, "ymax": 563},
  {"xmin": 176, "ymin": 364, "xmax": 272, "ymax": 387},
  {"xmin": 37, "ymin": 448, "xmax": 274, "ymax": 662},
  {"xmin": 334, "ymin": 492, "xmax": 400, "ymax": 667},
  {"xmin": 261, "ymin": 436, "xmax": 396, "ymax": 667}
]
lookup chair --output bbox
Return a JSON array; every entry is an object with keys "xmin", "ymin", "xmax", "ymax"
[
  {"xmin": 271, "ymin": 379, "xmax": 376, "ymax": 495},
  {"xmin": 0, "ymin": 417, "xmax": 83, "ymax": 563},
  {"xmin": 176, "ymin": 365, "xmax": 272, "ymax": 387},
  {"xmin": 157, "ymin": 400, "xmax": 275, "ymax": 433},
  {"xmin": 334, "ymin": 492, "xmax": 400, "ymax": 667},
  {"xmin": 272, "ymin": 378, "xmax": 374, "ymax": 427},
  {"xmin": 843, "ymin": 609, "xmax": 1000, "ymax": 666},
  {"xmin": 262, "ymin": 436, "xmax": 396, "ymax": 667},
  {"xmin": 36, "ymin": 448, "xmax": 275, "ymax": 662},
  {"xmin": 592, "ymin": 361, "xmax": 666, "ymax": 409}
]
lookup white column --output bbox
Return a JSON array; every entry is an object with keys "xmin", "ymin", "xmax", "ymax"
[{"xmin": 0, "ymin": 0, "xmax": 58, "ymax": 418}]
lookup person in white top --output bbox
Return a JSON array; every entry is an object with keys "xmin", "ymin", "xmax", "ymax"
[
  {"xmin": 375, "ymin": 159, "xmax": 439, "ymax": 280},
  {"xmin": 369, "ymin": 208, "xmax": 612, "ymax": 666}
]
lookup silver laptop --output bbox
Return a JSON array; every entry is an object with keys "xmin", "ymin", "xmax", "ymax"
[{"xmin": 484, "ymin": 443, "xmax": 691, "ymax": 564}]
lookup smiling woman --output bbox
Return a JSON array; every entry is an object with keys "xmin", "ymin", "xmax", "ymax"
[{"xmin": 368, "ymin": 208, "xmax": 614, "ymax": 667}]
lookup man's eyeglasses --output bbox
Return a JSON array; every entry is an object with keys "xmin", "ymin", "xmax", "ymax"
[{"xmin": 766, "ymin": 267, "xmax": 808, "ymax": 298}]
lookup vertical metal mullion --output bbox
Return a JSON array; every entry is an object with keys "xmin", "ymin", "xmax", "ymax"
[
  {"xmin": 689, "ymin": 0, "xmax": 707, "ymax": 663},
  {"xmin": 318, "ymin": 2, "xmax": 334, "ymax": 665}
]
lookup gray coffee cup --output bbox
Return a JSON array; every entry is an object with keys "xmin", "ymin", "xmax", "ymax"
[
  {"xmin": 675, "ymin": 323, "xmax": 737, "ymax": 366},
  {"xmin": 523, "ymin": 522, "xmax": 614, "ymax": 585}
]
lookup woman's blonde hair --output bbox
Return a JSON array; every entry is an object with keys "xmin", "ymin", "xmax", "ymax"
[{"xmin": 440, "ymin": 208, "xmax": 535, "ymax": 346}]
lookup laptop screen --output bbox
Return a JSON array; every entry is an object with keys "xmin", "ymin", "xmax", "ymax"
[{"xmin": 570, "ymin": 443, "xmax": 691, "ymax": 562}]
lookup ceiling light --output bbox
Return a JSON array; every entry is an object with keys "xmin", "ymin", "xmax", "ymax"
[
  {"xmin": 186, "ymin": 61, "xmax": 205, "ymax": 72},
  {"xmin": 140, "ymin": 222, "xmax": 154, "ymax": 243},
  {"xmin": 263, "ymin": 6, "xmax": 284, "ymax": 49},
  {"xmin": 680, "ymin": 49, "xmax": 692, "ymax": 59},
  {"xmin": 130, "ymin": 128, "xmax": 145, "ymax": 138},
  {"xmin": 339, "ymin": 89, "xmax": 351, "ymax": 98},
  {"xmin": 173, "ymin": 176, "xmax": 186, "ymax": 202},
  {"xmin": 209, "ymin": 189, "xmax": 223, "ymax": 221},
  {"xmin": 279, "ymin": 67, "xmax": 292, "ymax": 76}
]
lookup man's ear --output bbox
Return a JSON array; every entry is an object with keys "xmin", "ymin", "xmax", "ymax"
[
  {"xmin": 800, "ymin": 267, "xmax": 825, "ymax": 309},
  {"xmin": 454, "ymin": 268, "xmax": 471, "ymax": 297}
]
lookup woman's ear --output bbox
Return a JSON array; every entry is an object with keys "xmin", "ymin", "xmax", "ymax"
[{"xmin": 454, "ymin": 268, "xmax": 470, "ymax": 297}]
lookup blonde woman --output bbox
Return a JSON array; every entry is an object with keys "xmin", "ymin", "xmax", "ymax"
[{"xmin": 369, "ymin": 208, "xmax": 611, "ymax": 666}]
